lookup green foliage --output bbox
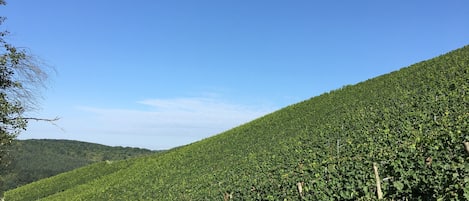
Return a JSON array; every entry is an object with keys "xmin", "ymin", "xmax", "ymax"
[
  {"xmin": 0, "ymin": 17, "xmax": 28, "ymax": 171},
  {"xmin": 0, "ymin": 139, "xmax": 155, "ymax": 193},
  {"xmin": 6, "ymin": 159, "xmax": 134, "ymax": 201},
  {"xmin": 5, "ymin": 45, "xmax": 469, "ymax": 200},
  {"xmin": 1, "ymin": 1, "xmax": 51, "ymax": 188}
]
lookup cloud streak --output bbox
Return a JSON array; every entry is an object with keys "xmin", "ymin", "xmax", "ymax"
[{"xmin": 61, "ymin": 97, "xmax": 274, "ymax": 149}]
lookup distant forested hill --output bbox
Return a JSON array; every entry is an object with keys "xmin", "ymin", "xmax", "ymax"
[{"xmin": 0, "ymin": 139, "xmax": 156, "ymax": 192}]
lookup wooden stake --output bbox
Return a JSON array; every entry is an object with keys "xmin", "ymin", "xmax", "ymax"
[
  {"xmin": 297, "ymin": 182, "xmax": 304, "ymax": 198},
  {"xmin": 223, "ymin": 192, "xmax": 232, "ymax": 201},
  {"xmin": 464, "ymin": 142, "xmax": 469, "ymax": 155},
  {"xmin": 373, "ymin": 163, "xmax": 383, "ymax": 199}
]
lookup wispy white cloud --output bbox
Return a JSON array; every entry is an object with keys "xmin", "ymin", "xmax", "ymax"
[{"xmin": 55, "ymin": 97, "xmax": 275, "ymax": 149}]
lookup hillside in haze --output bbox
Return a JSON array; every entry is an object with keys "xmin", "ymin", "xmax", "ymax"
[
  {"xmin": 5, "ymin": 46, "xmax": 469, "ymax": 200},
  {"xmin": 0, "ymin": 139, "xmax": 155, "ymax": 193}
]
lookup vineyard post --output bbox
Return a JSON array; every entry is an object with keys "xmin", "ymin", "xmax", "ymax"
[
  {"xmin": 297, "ymin": 182, "xmax": 304, "ymax": 199},
  {"xmin": 223, "ymin": 192, "xmax": 233, "ymax": 201},
  {"xmin": 373, "ymin": 162, "xmax": 383, "ymax": 199}
]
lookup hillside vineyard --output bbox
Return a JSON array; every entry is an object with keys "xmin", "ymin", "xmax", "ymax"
[{"xmin": 5, "ymin": 45, "xmax": 469, "ymax": 200}]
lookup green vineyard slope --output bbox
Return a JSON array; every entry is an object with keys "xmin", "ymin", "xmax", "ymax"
[{"xmin": 5, "ymin": 45, "xmax": 468, "ymax": 200}]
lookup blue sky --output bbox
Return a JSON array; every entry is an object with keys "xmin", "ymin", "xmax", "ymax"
[{"xmin": 2, "ymin": 1, "xmax": 468, "ymax": 150}]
